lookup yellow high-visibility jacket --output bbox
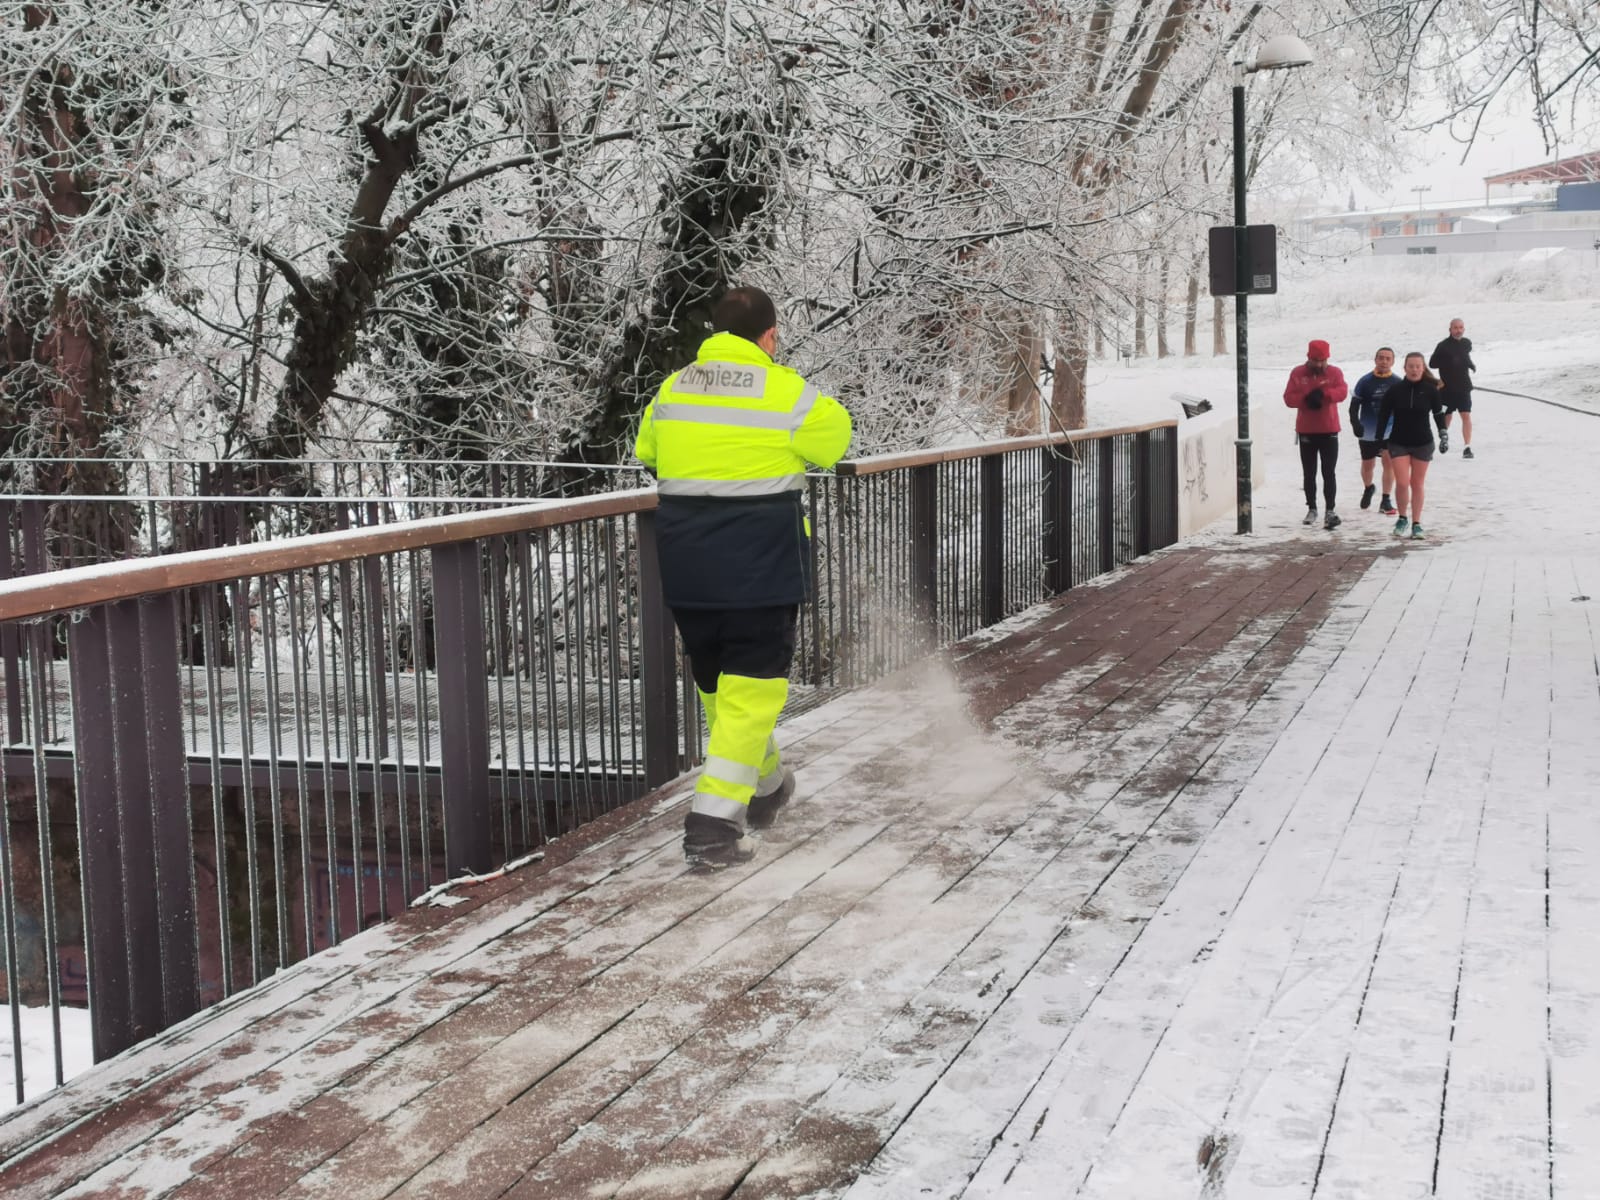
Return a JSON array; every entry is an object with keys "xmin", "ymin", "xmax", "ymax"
[{"xmin": 635, "ymin": 332, "xmax": 852, "ymax": 609}]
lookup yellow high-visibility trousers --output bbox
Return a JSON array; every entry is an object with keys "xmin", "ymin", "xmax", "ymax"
[{"xmin": 690, "ymin": 674, "xmax": 788, "ymax": 825}]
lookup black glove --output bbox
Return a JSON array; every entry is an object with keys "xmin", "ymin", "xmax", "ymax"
[{"xmin": 1304, "ymin": 387, "xmax": 1323, "ymax": 410}]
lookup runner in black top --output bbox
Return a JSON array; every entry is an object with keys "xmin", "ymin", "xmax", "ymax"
[
  {"xmin": 1376, "ymin": 352, "xmax": 1446, "ymax": 539},
  {"xmin": 1428, "ymin": 317, "xmax": 1477, "ymax": 456}
]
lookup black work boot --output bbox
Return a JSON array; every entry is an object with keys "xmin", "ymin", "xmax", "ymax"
[
  {"xmin": 747, "ymin": 768, "xmax": 796, "ymax": 830},
  {"xmin": 683, "ymin": 812, "xmax": 754, "ymax": 869}
]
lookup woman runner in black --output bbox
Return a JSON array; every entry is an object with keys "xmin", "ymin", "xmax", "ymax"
[{"xmin": 1375, "ymin": 353, "xmax": 1446, "ymax": 540}]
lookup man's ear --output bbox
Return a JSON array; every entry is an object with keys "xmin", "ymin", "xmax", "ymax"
[{"xmin": 758, "ymin": 326, "xmax": 778, "ymax": 356}]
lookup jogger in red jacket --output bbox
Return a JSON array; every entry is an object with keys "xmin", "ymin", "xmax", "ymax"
[{"xmin": 1283, "ymin": 339, "xmax": 1349, "ymax": 530}]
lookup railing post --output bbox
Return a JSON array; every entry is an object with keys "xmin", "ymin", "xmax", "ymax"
[
  {"xmin": 980, "ymin": 455, "xmax": 1005, "ymax": 626},
  {"xmin": 431, "ymin": 541, "xmax": 492, "ymax": 876},
  {"xmin": 1167, "ymin": 425, "xmax": 1181, "ymax": 547},
  {"xmin": 1042, "ymin": 446, "xmax": 1072, "ymax": 596},
  {"xmin": 910, "ymin": 464, "xmax": 938, "ymax": 631},
  {"xmin": 0, "ymin": 501, "xmax": 21, "ymax": 744},
  {"xmin": 1136, "ymin": 430, "xmax": 1154, "ymax": 558},
  {"xmin": 67, "ymin": 595, "xmax": 199, "ymax": 1061},
  {"xmin": 636, "ymin": 511, "xmax": 680, "ymax": 788},
  {"xmin": 1098, "ymin": 436, "xmax": 1116, "ymax": 574}
]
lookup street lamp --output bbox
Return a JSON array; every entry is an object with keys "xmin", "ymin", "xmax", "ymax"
[{"xmin": 1233, "ymin": 33, "xmax": 1313, "ymax": 534}]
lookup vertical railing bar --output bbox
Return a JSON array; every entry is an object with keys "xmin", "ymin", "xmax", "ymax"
[
  {"xmin": 260, "ymin": 575, "xmax": 289, "ymax": 973},
  {"xmin": 539, "ymin": 529, "xmax": 564, "ymax": 830},
  {"xmin": 621, "ymin": 516, "xmax": 641, "ymax": 799},
  {"xmin": 335, "ymin": 559, "xmax": 364, "ymax": 932},
  {"xmin": 409, "ymin": 550, "xmax": 435, "ymax": 890},
  {"xmin": 25, "ymin": 622, "xmax": 63, "ymax": 1084},
  {"xmin": 286, "ymin": 571, "xmax": 316, "ymax": 961},
  {"xmin": 228, "ymin": 577, "xmax": 262, "ymax": 986},
  {"xmin": 198, "ymin": 586, "xmax": 234, "ymax": 997},
  {"xmin": 359, "ymin": 552, "xmax": 389, "ymax": 924},
  {"xmin": 604, "ymin": 517, "xmax": 624, "ymax": 813},
  {"xmin": 311, "ymin": 564, "xmax": 340, "ymax": 948},
  {"xmin": 0, "ymin": 694, "xmax": 23, "ymax": 1104},
  {"xmin": 384, "ymin": 554, "xmax": 414, "ymax": 903},
  {"xmin": 561, "ymin": 526, "xmax": 582, "ymax": 828},
  {"xmin": 512, "ymin": 534, "xmax": 543, "ymax": 846},
  {"xmin": 487, "ymin": 535, "xmax": 513, "ymax": 858}
]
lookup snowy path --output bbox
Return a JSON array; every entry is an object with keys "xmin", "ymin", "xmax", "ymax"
[{"xmin": 2, "ymin": 394, "xmax": 1597, "ymax": 1198}]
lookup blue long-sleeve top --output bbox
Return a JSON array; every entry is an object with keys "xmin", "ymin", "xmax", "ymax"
[{"xmin": 1348, "ymin": 371, "xmax": 1397, "ymax": 441}]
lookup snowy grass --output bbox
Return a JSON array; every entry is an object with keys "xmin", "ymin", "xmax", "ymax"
[{"xmin": 1275, "ymin": 249, "xmax": 1600, "ymax": 314}]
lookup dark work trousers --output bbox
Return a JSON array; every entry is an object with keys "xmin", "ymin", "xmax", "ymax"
[
  {"xmin": 671, "ymin": 605, "xmax": 800, "ymax": 692},
  {"xmin": 1299, "ymin": 433, "xmax": 1339, "ymax": 510}
]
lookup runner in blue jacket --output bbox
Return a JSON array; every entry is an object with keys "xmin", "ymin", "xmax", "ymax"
[{"xmin": 1347, "ymin": 347, "xmax": 1399, "ymax": 515}]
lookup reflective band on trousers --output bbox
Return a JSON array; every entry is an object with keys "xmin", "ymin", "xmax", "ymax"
[
  {"xmin": 690, "ymin": 791, "xmax": 750, "ymax": 823},
  {"xmin": 653, "ymin": 402, "xmax": 797, "ymax": 431},
  {"xmin": 657, "ymin": 475, "xmax": 804, "ymax": 497},
  {"xmin": 702, "ymin": 754, "xmax": 760, "ymax": 788}
]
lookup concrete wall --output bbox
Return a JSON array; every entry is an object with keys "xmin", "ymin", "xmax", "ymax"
[{"xmin": 1177, "ymin": 402, "xmax": 1270, "ymax": 538}]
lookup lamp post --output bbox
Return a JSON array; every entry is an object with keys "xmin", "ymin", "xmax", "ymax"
[{"xmin": 1233, "ymin": 33, "xmax": 1313, "ymax": 534}]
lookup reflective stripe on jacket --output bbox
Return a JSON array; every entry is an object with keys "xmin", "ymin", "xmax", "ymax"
[{"xmin": 635, "ymin": 333, "xmax": 852, "ymax": 609}]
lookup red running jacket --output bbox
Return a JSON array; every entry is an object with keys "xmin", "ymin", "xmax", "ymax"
[{"xmin": 1283, "ymin": 364, "xmax": 1349, "ymax": 435}]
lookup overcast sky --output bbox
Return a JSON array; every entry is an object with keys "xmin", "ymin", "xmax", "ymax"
[{"xmin": 1343, "ymin": 91, "xmax": 1597, "ymax": 210}]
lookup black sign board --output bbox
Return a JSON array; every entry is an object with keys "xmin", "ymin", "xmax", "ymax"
[{"xmin": 1208, "ymin": 224, "xmax": 1279, "ymax": 296}]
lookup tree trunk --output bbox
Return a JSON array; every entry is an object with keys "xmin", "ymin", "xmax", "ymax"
[
  {"xmin": 1156, "ymin": 256, "xmax": 1172, "ymax": 357},
  {"xmin": 1213, "ymin": 295, "xmax": 1228, "ymax": 356},
  {"xmin": 1133, "ymin": 253, "xmax": 1148, "ymax": 358},
  {"xmin": 1183, "ymin": 262, "xmax": 1199, "ymax": 356},
  {"xmin": 1003, "ymin": 321, "xmax": 1046, "ymax": 436},
  {"xmin": 1048, "ymin": 320, "xmax": 1089, "ymax": 432},
  {"xmin": 251, "ymin": 7, "xmax": 456, "ymax": 468}
]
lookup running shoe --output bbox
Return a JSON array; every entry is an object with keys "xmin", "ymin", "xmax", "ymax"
[
  {"xmin": 1360, "ymin": 483, "xmax": 1376, "ymax": 509},
  {"xmin": 1394, "ymin": 516, "xmax": 1410, "ymax": 537},
  {"xmin": 1380, "ymin": 495, "xmax": 1397, "ymax": 515},
  {"xmin": 1439, "ymin": 429, "xmax": 1449, "ymax": 453},
  {"xmin": 1410, "ymin": 523, "xmax": 1426, "ymax": 540},
  {"xmin": 1303, "ymin": 506, "xmax": 1318, "ymax": 526},
  {"xmin": 1462, "ymin": 446, "xmax": 1474, "ymax": 459},
  {"xmin": 1324, "ymin": 510, "xmax": 1342, "ymax": 531}
]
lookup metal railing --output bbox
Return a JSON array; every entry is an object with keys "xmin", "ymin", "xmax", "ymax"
[
  {"xmin": 0, "ymin": 458, "xmax": 650, "ymax": 577},
  {"xmin": 0, "ymin": 419, "xmax": 1177, "ymax": 1107}
]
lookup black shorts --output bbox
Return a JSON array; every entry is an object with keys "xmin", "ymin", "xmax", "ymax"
[
  {"xmin": 1358, "ymin": 439, "xmax": 1388, "ymax": 462},
  {"xmin": 1441, "ymin": 393, "xmax": 1472, "ymax": 413},
  {"xmin": 1387, "ymin": 441, "xmax": 1435, "ymax": 463}
]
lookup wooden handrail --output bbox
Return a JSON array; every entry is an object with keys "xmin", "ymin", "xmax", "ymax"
[
  {"xmin": 833, "ymin": 418, "xmax": 1177, "ymax": 476},
  {"xmin": 0, "ymin": 488, "xmax": 656, "ymax": 623}
]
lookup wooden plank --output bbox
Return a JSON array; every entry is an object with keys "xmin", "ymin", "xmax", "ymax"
[
  {"xmin": 1431, "ymin": 557, "xmax": 1553, "ymax": 1197},
  {"xmin": 78, "ymin": 675, "xmax": 984, "ymax": 1198},
  {"xmin": 970, "ymin": 553, "xmax": 1441, "ymax": 1197},
  {"xmin": 596, "ymin": 550, "xmax": 1376, "ymax": 1198},
  {"xmin": 1217, "ymin": 556, "xmax": 1493, "ymax": 1198},
  {"xmin": 1307, "ymin": 554, "xmax": 1511, "ymax": 1198},
  {"xmin": 1547, "ymin": 558, "xmax": 1600, "ymax": 1198}
]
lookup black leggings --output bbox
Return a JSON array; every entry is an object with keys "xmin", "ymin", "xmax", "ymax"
[{"xmin": 1299, "ymin": 434, "xmax": 1338, "ymax": 509}]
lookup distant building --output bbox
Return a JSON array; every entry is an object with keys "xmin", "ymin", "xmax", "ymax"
[{"xmin": 1296, "ymin": 150, "xmax": 1600, "ymax": 257}]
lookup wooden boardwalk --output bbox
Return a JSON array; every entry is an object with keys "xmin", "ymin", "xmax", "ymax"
[{"xmin": 3, "ymin": 424, "xmax": 1599, "ymax": 1195}]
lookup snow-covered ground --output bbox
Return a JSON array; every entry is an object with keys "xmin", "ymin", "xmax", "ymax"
[
  {"xmin": 0, "ymin": 1006, "xmax": 94, "ymax": 1113},
  {"xmin": 6, "ymin": 250, "xmax": 1596, "ymax": 1116}
]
